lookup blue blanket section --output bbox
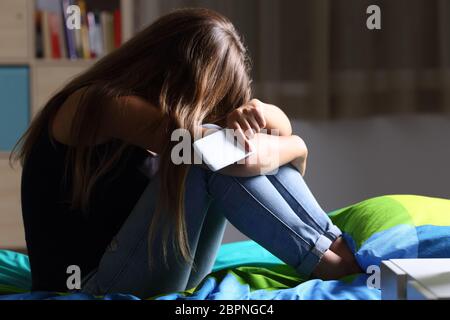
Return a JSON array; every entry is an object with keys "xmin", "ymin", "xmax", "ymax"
[
  {"xmin": 348, "ymin": 225, "xmax": 450, "ymax": 270},
  {"xmin": 0, "ymin": 275, "xmax": 381, "ymax": 300},
  {"xmin": 156, "ymin": 274, "xmax": 380, "ymax": 300},
  {"xmin": 3, "ymin": 224, "xmax": 450, "ymax": 300},
  {"xmin": 0, "ymin": 250, "xmax": 31, "ymax": 290},
  {"xmin": 0, "ymin": 239, "xmax": 382, "ymax": 300},
  {"xmin": 2, "ymin": 195, "xmax": 448, "ymax": 300},
  {"xmin": 212, "ymin": 240, "xmax": 283, "ymax": 272}
]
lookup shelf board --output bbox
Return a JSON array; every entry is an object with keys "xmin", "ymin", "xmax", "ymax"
[
  {"xmin": 1, "ymin": 246, "xmax": 27, "ymax": 254},
  {"xmin": 0, "ymin": 58, "xmax": 31, "ymax": 66},
  {"xmin": 0, "ymin": 58, "xmax": 98, "ymax": 68},
  {"xmin": 0, "ymin": 152, "xmax": 12, "ymax": 159},
  {"xmin": 33, "ymin": 58, "xmax": 98, "ymax": 68}
]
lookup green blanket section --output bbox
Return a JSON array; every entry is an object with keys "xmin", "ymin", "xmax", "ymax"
[
  {"xmin": 171, "ymin": 243, "xmax": 301, "ymax": 299},
  {"xmin": 329, "ymin": 195, "xmax": 450, "ymax": 250},
  {"xmin": 176, "ymin": 195, "xmax": 450, "ymax": 298}
]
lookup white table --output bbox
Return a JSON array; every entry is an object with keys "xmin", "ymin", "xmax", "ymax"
[{"xmin": 381, "ymin": 259, "xmax": 450, "ymax": 300}]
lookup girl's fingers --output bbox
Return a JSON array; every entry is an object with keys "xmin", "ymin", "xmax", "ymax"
[
  {"xmin": 247, "ymin": 115, "xmax": 261, "ymax": 133},
  {"xmin": 242, "ymin": 106, "xmax": 264, "ymax": 131},
  {"xmin": 231, "ymin": 122, "xmax": 247, "ymax": 145},
  {"xmin": 248, "ymin": 100, "xmax": 266, "ymax": 128},
  {"xmin": 238, "ymin": 118, "xmax": 255, "ymax": 138},
  {"xmin": 232, "ymin": 122, "xmax": 253, "ymax": 152}
]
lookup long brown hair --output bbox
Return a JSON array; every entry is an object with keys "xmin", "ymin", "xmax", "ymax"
[{"xmin": 11, "ymin": 8, "xmax": 252, "ymax": 267}]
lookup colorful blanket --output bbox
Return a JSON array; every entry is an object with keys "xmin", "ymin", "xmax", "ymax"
[{"xmin": 0, "ymin": 195, "xmax": 448, "ymax": 300}]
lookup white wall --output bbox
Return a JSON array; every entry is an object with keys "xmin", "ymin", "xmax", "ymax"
[{"xmin": 222, "ymin": 114, "xmax": 450, "ymax": 243}]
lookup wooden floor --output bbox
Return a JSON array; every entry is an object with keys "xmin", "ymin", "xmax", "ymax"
[{"xmin": 0, "ymin": 158, "xmax": 25, "ymax": 251}]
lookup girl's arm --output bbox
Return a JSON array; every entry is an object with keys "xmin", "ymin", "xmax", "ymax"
[
  {"xmin": 259, "ymin": 101, "xmax": 293, "ymax": 136},
  {"xmin": 224, "ymin": 99, "xmax": 292, "ymax": 138},
  {"xmin": 97, "ymin": 95, "xmax": 307, "ymax": 176},
  {"xmin": 100, "ymin": 95, "xmax": 169, "ymax": 154},
  {"xmin": 52, "ymin": 89, "xmax": 167, "ymax": 152},
  {"xmin": 222, "ymin": 99, "xmax": 308, "ymax": 177}
]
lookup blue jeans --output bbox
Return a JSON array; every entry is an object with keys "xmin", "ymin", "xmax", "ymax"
[{"xmin": 81, "ymin": 164, "xmax": 342, "ymax": 298}]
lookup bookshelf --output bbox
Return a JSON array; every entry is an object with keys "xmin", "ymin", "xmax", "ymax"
[
  {"xmin": 0, "ymin": 0, "xmax": 136, "ymax": 119},
  {"xmin": 0, "ymin": 0, "xmax": 139, "ymax": 251}
]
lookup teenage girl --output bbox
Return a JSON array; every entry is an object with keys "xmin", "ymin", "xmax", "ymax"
[{"xmin": 13, "ymin": 8, "xmax": 361, "ymax": 298}]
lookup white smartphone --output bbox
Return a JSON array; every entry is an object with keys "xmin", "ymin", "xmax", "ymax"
[{"xmin": 193, "ymin": 129, "xmax": 254, "ymax": 171}]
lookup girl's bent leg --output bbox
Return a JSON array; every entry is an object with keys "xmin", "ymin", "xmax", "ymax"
[
  {"xmin": 265, "ymin": 165, "xmax": 363, "ymax": 277},
  {"xmin": 266, "ymin": 165, "xmax": 341, "ymax": 241},
  {"xmin": 184, "ymin": 201, "xmax": 228, "ymax": 290},
  {"xmin": 81, "ymin": 167, "xmax": 223, "ymax": 298},
  {"xmin": 206, "ymin": 165, "xmax": 343, "ymax": 279},
  {"xmin": 82, "ymin": 163, "xmax": 348, "ymax": 298}
]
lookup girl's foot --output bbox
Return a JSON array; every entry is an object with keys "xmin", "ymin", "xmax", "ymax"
[
  {"xmin": 329, "ymin": 236, "xmax": 364, "ymax": 274},
  {"xmin": 311, "ymin": 237, "xmax": 364, "ymax": 281},
  {"xmin": 312, "ymin": 250, "xmax": 356, "ymax": 280}
]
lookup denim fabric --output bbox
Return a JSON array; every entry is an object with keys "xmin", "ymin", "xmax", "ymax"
[{"xmin": 81, "ymin": 163, "xmax": 341, "ymax": 298}]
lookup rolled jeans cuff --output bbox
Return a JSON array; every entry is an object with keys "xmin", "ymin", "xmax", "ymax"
[
  {"xmin": 296, "ymin": 234, "xmax": 333, "ymax": 279},
  {"xmin": 325, "ymin": 225, "xmax": 342, "ymax": 242}
]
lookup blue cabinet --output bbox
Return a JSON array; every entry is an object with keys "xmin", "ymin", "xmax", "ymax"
[{"xmin": 0, "ymin": 67, "xmax": 29, "ymax": 151}]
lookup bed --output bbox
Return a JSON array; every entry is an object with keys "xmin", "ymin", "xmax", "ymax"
[{"xmin": 1, "ymin": 195, "xmax": 449, "ymax": 300}]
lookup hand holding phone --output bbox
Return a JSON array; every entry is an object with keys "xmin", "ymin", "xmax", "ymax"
[{"xmin": 193, "ymin": 129, "xmax": 254, "ymax": 171}]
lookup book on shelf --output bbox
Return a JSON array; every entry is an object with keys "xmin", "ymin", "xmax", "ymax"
[
  {"xmin": 61, "ymin": 0, "xmax": 77, "ymax": 59},
  {"xmin": 101, "ymin": 11, "xmax": 115, "ymax": 55},
  {"xmin": 35, "ymin": 0, "xmax": 123, "ymax": 60},
  {"xmin": 78, "ymin": 0, "xmax": 92, "ymax": 59},
  {"xmin": 40, "ymin": 11, "xmax": 52, "ymax": 59},
  {"xmin": 87, "ymin": 12, "xmax": 103, "ymax": 58},
  {"xmin": 35, "ymin": 11, "xmax": 44, "ymax": 58},
  {"xmin": 48, "ymin": 12, "xmax": 63, "ymax": 59},
  {"xmin": 114, "ymin": 9, "xmax": 122, "ymax": 49}
]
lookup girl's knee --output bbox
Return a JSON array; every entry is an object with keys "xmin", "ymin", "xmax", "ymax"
[{"xmin": 185, "ymin": 165, "xmax": 214, "ymax": 193}]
